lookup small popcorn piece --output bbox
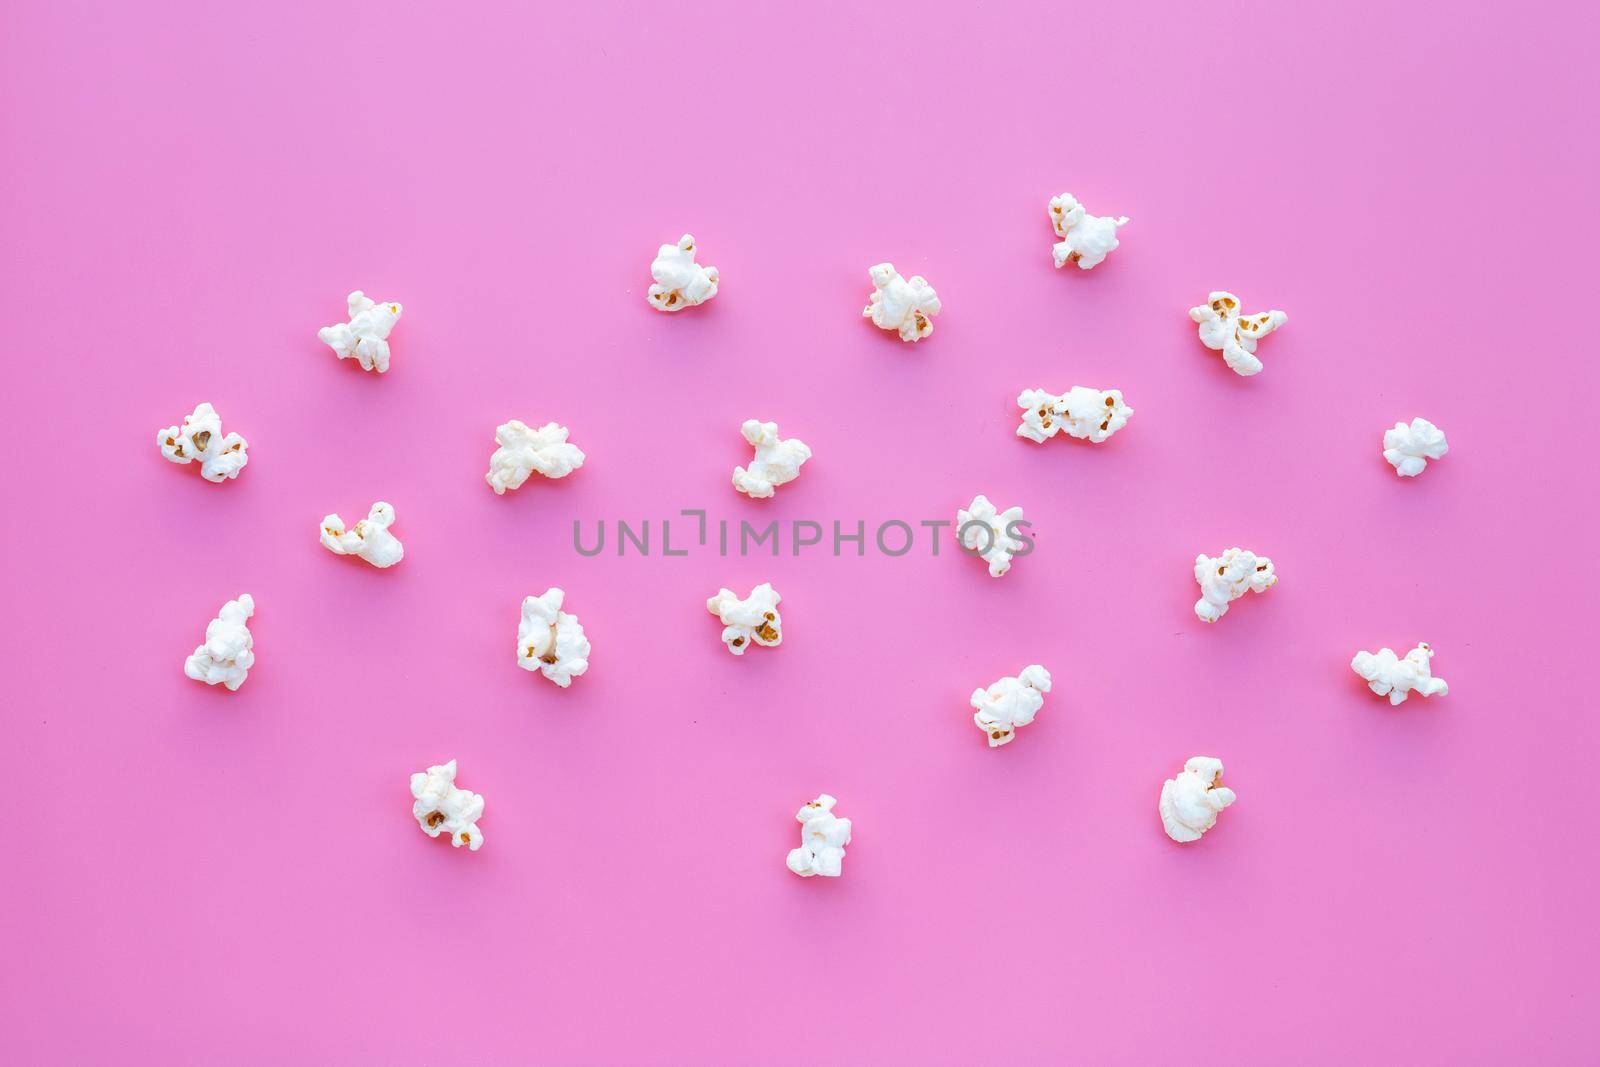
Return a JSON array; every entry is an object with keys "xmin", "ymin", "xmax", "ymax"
[
  {"xmin": 410, "ymin": 759, "xmax": 485, "ymax": 851},
  {"xmin": 1189, "ymin": 291, "xmax": 1287, "ymax": 376},
  {"xmin": 1351, "ymin": 642, "xmax": 1449, "ymax": 705},
  {"xmin": 971, "ymin": 665, "xmax": 1052, "ymax": 747},
  {"xmin": 786, "ymin": 794, "xmax": 852, "ymax": 878},
  {"xmin": 518, "ymin": 588, "xmax": 591, "ymax": 687},
  {"xmin": 732, "ymin": 419, "xmax": 812, "ymax": 499},
  {"xmin": 184, "ymin": 594, "xmax": 255, "ymax": 691},
  {"xmin": 1159, "ymin": 756, "xmax": 1236, "ymax": 843},
  {"xmin": 1193, "ymin": 547, "xmax": 1276, "ymax": 622},
  {"xmin": 1048, "ymin": 192, "xmax": 1129, "ymax": 270},
  {"xmin": 647, "ymin": 234, "xmax": 719, "ymax": 311},
  {"xmin": 863, "ymin": 262, "xmax": 940, "ymax": 341},
  {"xmin": 1382, "ymin": 418, "xmax": 1449, "ymax": 478},
  {"xmin": 320, "ymin": 502, "xmax": 404, "ymax": 568},
  {"xmin": 156, "ymin": 402, "xmax": 249, "ymax": 483},
  {"xmin": 486, "ymin": 420, "xmax": 586, "ymax": 495},
  {"xmin": 957, "ymin": 495, "xmax": 1030, "ymax": 578},
  {"xmin": 706, "ymin": 583, "xmax": 782, "ymax": 655},
  {"xmin": 1016, "ymin": 386, "xmax": 1133, "ymax": 444},
  {"xmin": 318, "ymin": 290, "xmax": 402, "ymax": 373}
]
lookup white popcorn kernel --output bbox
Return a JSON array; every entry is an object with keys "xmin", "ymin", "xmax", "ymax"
[
  {"xmin": 1193, "ymin": 547, "xmax": 1276, "ymax": 622},
  {"xmin": 1048, "ymin": 192, "xmax": 1129, "ymax": 270},
  {"xmin": 1382, "ymin": 418, "xmax": 1449, "ymax": 478},
  {"xmin": 786, "ymin": 794, "xmax": 852, "ymax": 878},
  {"xmin": 706, "ymin": 583, "xmax": 782, "ymax": 655},
  {"xmin": 1016, "ymin": 386, "xmax": 1133, "ymax": 444},
  {"xmin": 1189, "ymin": 291, "xmax": 1288, "ymax": 377},
  {"xmin": 1351, "ymin": 642, "xmax": 1449, "ymax": 705},
  {"xmin": 1160, "ymin": 756, "xmax": 1236, "ymax": 843},
  {"xmin": 863, "ymin": 262, "xmax": 940, "ymax": 341},
  {"xmin": 647, "ymin": 234, "xmax": 719, "ymax": 311},
  {"xmin": 518, "ymin": 588, "xmax": 591, "ymax": 687},
  {"xmin": 971, "ymin": 665, "xmax": 1052, "ymax": 748},
  {"xmin": 156, "ymin": 402, "xmax": 249, "ymax": 483},
  {"xmin": 957, "ymin": 495, "xmax": 1029, "ymax": 578},
  {"xmin": 486, "ymin": 420, "xmax": 586, "ymax": 495},
  {"xmin": 410, "ymin": 759, "xmax": 485, "ymax": 851},
  {"xmin": 184, "ymin": 594, "xmax": 255, "ymax": 691},
  {"xmin": 320, "ymin": 502, "xmax": 405, "ymax": 569},
  {"xmin": 318, "ymin": 290, "xmax": 402, "ymax": 373},
  {"xmin": 732, "ymin": 419, "xmax": 812, "ymax": 499}
]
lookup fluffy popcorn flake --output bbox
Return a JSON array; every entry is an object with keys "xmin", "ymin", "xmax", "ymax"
[
  {"xmin": 707, "ymin": 583, "xmax": 782, "ymax": 655},
  {"xmin": 1160, "ymin": 756, "xmax": 1236, "ymax": 843},
  {"xmin": 1189, "ymin": 291, "xmax": 1287, "ymax": 376},
  {"xmin": 410, "ymin": 759, "xmax": 485, "ymax": 851},
  {"xmin": 957, "ymin": 495, "xmax": 1029, "ymax": 578},
  {"xmin": 1193, "ymin": 547, "xmax": 1276, "ymax": 622},
  {"xmin": 1016, "ymin": 386, "xmax": 1133, "ymax": 444},
  {"xmin": 320, "ymin": 502, "xmax": 404, "ymax": 568},
  {"xmin": 518, "ymin": 588, "xmax": 591, "ymax": 687},
  {"xmin": 732, "ymin": 419, "xmax": 812, "ymax": 498},
  {"xmin": 486, "ymin": 420, "xmax": 586, "ymax": 494},
  {"xmin": 318, "ymin": 290, "xmax": 402, "ymax": 373},
  {"xmin": 184, "ymin": 594, "xmax": 255, "ymax": 691},
  {"xmin": 971, "ymin": 665, "xmax": 1052, "ymax": 747},
  {"xmin": 863, "ymin": 262, "xmax": 940, "ymax": 341},
  {"xmin": 156, "ymin": 402, "xmax": 248, "ymax": 483},
  {"xmin": 1048, "ymin": 192, "xmax": 1129, "ymax": 270},
  {"xmin": 786, "ymin": 794, "xmax": 852, "ymax": 878},
  {"xmin": 1352, "ymin": 642, "xmax": 1448, "ymax": 705},
  {"xmin": 647, "ymin": 234, "xmax": 719, "ymax": 311},
  {"xmin": 1383, "ymin": 418, "xmax": 1449, "ymax": 477}
]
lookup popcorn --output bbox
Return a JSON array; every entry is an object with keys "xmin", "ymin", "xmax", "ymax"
[
  {"xmin": 318, "ymin": 290, "xmax": 402, "ymax": 373},
  {"xmin": 486, "ymin": 420, "xmax": 586, "ymax": 494},
  {"xmin": 1159, "ymin": 756, "xmax": 1236, "ymax": 843},
  {"xmin": 1383, "ymin": 418, "xmax": 1449, "ymax": 477},
  {"xmin": 732, "ymin": 419, "xmax": 812, "ymax": 498},
  {"xmin": 1048, "ymin": 192, "xmax": 1129, "ymax": 270},
  {"xmin": 863, "ymin": 262, "xmax": 940, "ymax": 341},
  {"xmin": 706, "ymin": 583, "xmax": 782, "ymax": 655},
  {"xmin": 957, "ymin": 495, "xmax": 1029, "ymax": 578},
  {"xmin": 184, "ymin": 594, "xmax": 255, "ymax": 691},
  {"xmin": 1351, "ymin": 642, "xmax": 1449, "ymax": 705},
  {"xmin": 647, "ymin": 234, "xmax": 719, "ymax": 311},
  {"xmin": 1016, "ymin": 387, "xmax": 1133, "ymax": 444},
  {"xmin": 518, "ymin": 588, "xmax": 591, "ymax": 687},
  {"xmin": 786, "ymin": 794, "xmax": 852, "ymax": 878},
  {"xmin": 971, "ymin": 665, "xmax": 1052, "ymax": 747},
  {"xmin": 156, "ymin": 402, "xmax": 248, "ymax": 483},
  {"xmin": 410, "ymin": 759, "xmax": 484, "ymax": 851},
  {"xmin": 1193, "ymin": 547, "xmax": 1276, "ymax": 622},
  {"xmin": 1189, "ymin": 291, "xmax": 1288, "ymax": 376},
  {"xmin": 320, "ymin": 502, "xmax": 404, "ymax": 569}
]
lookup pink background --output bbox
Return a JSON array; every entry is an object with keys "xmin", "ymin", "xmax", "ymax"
[{"xmin": 3, "ymin": 1, "xmax": 1597, "ymax": 1062}]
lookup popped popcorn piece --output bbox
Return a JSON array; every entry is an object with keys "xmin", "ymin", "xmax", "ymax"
[
  {"xmin": 732, "ymin": 419, "xmax": 812, "ymax": 498},
  {"xmin": 1351, "ymin": 642, "xmax": 1449, "ymax": 705},
  {"xmin": 1383, "ymin": 418, "xmax": 1449, "ymax": 478},
  {"xmin": 518, "ymin": 588, "xmax": 591, "ymax": 687},
  {"xmin": 410, "ymin": 759, "xmax": 484, "ymax": 851},
  {"xmin": 318, "ymin": 290, "xmax": 402, "ymax": 373},
  {"xmin": 184, "ymin": 594, "xmax": 255, "ymax": 691},
  {"xmin": 647, "ymin": 234, "xmax": 719, "ymax": 311},
  {"xmin": 1193, "ymin": 547, "xmax": 1276, "ymax": 622},
  {"xmin": 486, "ymin": 420, "xmax": 586, "ymax": 494},
  {"xmin": 1048, "ymin": 192, "xmax": 1129, "ymax": 270},
  {"xmin": 1016, "ymin": 386, "xmax": 1133, "ymax": 444},
  {"xmin": 1189, "ymin": 291, "xmax": 1288, "ymax": 376},
  {"xmin": 1159, "ymin": 756, "xmax": 1236, "ymax": 843},
  {"xmin": 863, "ymin": 262, "xmax": 940, "ymax": 341},
  {"xmin": 971, "ymin": 665, "xmax": 1052, "ymax": 747},
  {"xmin": 957, "ymin": 495, "xmax": 1030, "ymax": 578},
  {"xmin": 156, "ymin": 402, "xmax": 248, "ymax": 483},
  {"xmin": 706, "ymin": 583, "xmax": 782, "ymax": 655},
  {"xmin": 786, "ymin": 794, "xmax": 852, "ymax": 878},
  {"xmin": 320, "ymin": 502, "xmax": 404, "ymax": 569}
]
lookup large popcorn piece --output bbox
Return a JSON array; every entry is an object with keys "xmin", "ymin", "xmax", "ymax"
[
  {"xmin": 1193, "ymin": 547, "xmax": 1276, "ymax": 622},
  {"xmin": 1383, "ymin": 418, "xmax": 1449, "ymax": 478},
  {"xmin": 486, "ymin": 420, "xmax": 586, "ymax": 494},
  {"xmin": 732, "ymin": 419, "xmax": 812, "ymax": 499},
  {"xmin": 1189, "ymin": 291, "xmax": 1288, "ymax": 377},
  {"xmin": 647, "ymin": 234, "xmax": 719, "ymax": 311},
  {"xmin": 1351, "ymin": 642, "xmax": 1449, "ymax": 705},
  {"xmin": 410, "ymin": 759, "xmax": 485, "ymax": 851},
  {"xmin": 320, "ymin": 502, "xmax": 404, "ymax": 569},
  {"xmin": 971, "ymin": 664, "xmax": 1052, "ymax": 748},
  {"xmin": 518, "ymin": 587, "xmax": 591, "ymax": 687},
  {"xmin": 1048, "ymin": 192, "xmax": 1129, "ymax": 270},
  {"xmin": 706, "ymin": 583, "xmax": 782, "ymax": 655},
  {"xmin": 957, "ymin": 495, "xmax": 1029, "ymax": 578},
  {"xmin": 184, "ymin": 594, "xmax": 255, "ymax": 691},
  {"xmin": 318, "ymin": 290, "xmax": 402, "ymax": 373},
  {"xmin": 1016, "ymin": 387, "xmax": 1133, "ymax": 444},
  {"xmin": 1159, "ymin": 756, "xmax": 1236, "ymax": 843},
  {"xmin": 863, "ymin": 262, "xmax": 940, "ymax": 342},
  {"xmin": 156, "ymin": 402, "xmax": 248, "ymax": 483},
  {"xmin": 786, "ymin": 794, "xmax": 852, "ymax": 878}
]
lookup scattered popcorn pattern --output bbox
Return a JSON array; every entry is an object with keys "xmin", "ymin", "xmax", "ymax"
[
  {"xmin": 863, "ymin": 262, "xmax": 940, "ymax": 341},
  {"xmin": 1352, "ymin": 642, "xmax": 1448, "ymax": 705},
  {"xmin": 1383, "ymin": 418, "xmax": 1449, "ymax": 478},
  {"xmin": 518, "ymin": 588, "xmax": 591, "ymax": 687},
  {"xmin": 486, "ymin": 420, "xmax": 586, "ymax": 495},
  {"xmin": 156, "ymin": 402, "xmax": 248, "ymax": 483},
  {"xmin": 1193, "ymin": 547, "xmax": 1276, "ymax": 622},
  {"xmin": 1016, "ymin": 386, "xmax": 1133, "ymax": 444},
  {"xmin": 184, "ymin": 594, "xmax": 255, "ymax": 692},
  {"xmin": 410, "ymin": 759, "xmax": 485, "ymax": 851},
  {"xmin": 786, "ymin": 794, "xmax": 852, "ymax": 878},
  {"xmin": 1048, "ymin": 192, "xmax": 1128, "ymax": 270},
  {"xmin": 1189, "ymin": 291, "xmax": 1288, "ymax": 377},
  {"xmin": 707, "ymin": 583, "xmax": 782, "ymax": 655},
  {"xmin": 320, "ymin": 502, "xmax": 405, "ymax": 569},
  {"xmin": 732, "ymin": 419, "xmax": 812, "ymax": 499},
  {"xmin": 647, "ymin": 234, "xmax": 719, "ymax": 311},
  {"xmin": 1159, "ymin": 756, "xmax": 1236, "ymax": 843},
  {"xmin": 318, "ymin": 290, "xmax": 402, "ymax": 373},
  {"xmin": 958, "ymin": 494, "xmax": 1029, "ymax": 578},
  {"xmin": 971, "ymin": 665, "xmax": 1052, "ymax": 747}
]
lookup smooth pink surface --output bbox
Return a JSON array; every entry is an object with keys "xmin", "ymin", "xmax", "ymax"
[{"xmin": 3, "ymin": 1, "xmax": 1596, "ymax": 1062}]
